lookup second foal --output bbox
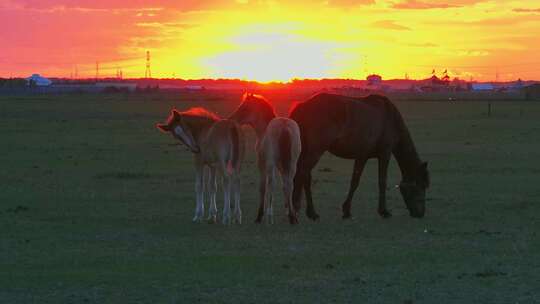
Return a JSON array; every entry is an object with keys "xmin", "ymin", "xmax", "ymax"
[{"xmin": 230, "ymin": 94, "xmax": 301, "ymax": 224}]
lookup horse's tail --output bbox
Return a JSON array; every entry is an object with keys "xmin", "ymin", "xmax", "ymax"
[
  {"xmin": 279, "ymin": 127, "xmax": 292, "ymax": 174},
  {"xmin": 229, "ymin": 125, "xmax": 240, "ymax": 173}
]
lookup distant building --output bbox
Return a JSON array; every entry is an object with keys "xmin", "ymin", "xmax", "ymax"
[
  {"xmin": 419, "ymin": 75, "xmax": 451, "ymax": 92},
  {"xmin": 26, "ymin": 74, "xmax": 52, "ymax": 86},
  {"xmin": 366, "ymin": 74, "xmax": 382, "ymax": 86},
  {"xmin": 96, "ymin": 82, "xmax": 137, "ymax": 92},
  {"xmin": 508, "ymin": 78, "xmax": 524, "ymax": 91},
  {"xmin": 472, "ymin": 83, "xmax": 494, "ymax": 91}
]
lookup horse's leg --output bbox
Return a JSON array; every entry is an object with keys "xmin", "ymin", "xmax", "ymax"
[
  {"xmin": 292, "ymin": 151, "xmax": 324, "ymax": 221},
  {"xmin": 222, "ymin": 174, "xmax": 232, "ymax": 225},
  {"xmin": 206, "ymin": 166, "xmax": 218, "ymax": 223},
  {"xmin": 264, "ymin": 168, "xmax": 275, "ymax": 224},
  {"xmin": 304, "ymin": 171, "xmax": 319, "ymax": 221},
  {"xmin": 232, "ymin": 173, "xmax": 242, "ymax": 224},
  {"xmin": 256, "ymin": 164, "xmax": 266, "ymax": 223},
  {"xmin": 342, "ymin": 158, "xmax": 368, "ymax": 219},
  {"xmin": 282, "ymin": 169, "xmax": 298, "ymax": 224},
  {"xmin": 378, "ymin": 153, "xmax": 392, "ymax": 218},
  {"xmin": 292, "ymin": 170, "xmax": 304, "ymax": 214},
  {"xmin": 193, "ymin": 162, "xmax": 205, "ymax": 223}
]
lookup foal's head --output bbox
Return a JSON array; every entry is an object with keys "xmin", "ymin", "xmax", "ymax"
[
  {"xmin": 399, "ymin": 161, "xmax": 430, "ymax": 218},
  {"xmin": 229, "ymin": 93, "xmax": 276, "ymax": 126},
  {"xmin": 156, "ymin": 108, "xmax": 220, "ymax": 153}
]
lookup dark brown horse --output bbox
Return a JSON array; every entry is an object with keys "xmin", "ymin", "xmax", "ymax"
[{"xmin": 289, "ymin": 93, "xmax": 430, "ymax": 222}]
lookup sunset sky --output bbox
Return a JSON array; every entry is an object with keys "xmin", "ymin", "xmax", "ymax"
[{"xmin": 1, "ymin": 0, "xmax": 539, "ymax": 82}]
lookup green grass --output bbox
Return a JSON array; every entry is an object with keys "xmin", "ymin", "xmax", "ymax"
[{"xmin": 1, "ymin": 92, "xmax": 539, "ymax": 303}]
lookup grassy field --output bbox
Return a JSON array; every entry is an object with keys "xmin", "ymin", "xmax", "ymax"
[{"xmin": 1, "ymin": 92, "xmax": 539, "ymax": 303}]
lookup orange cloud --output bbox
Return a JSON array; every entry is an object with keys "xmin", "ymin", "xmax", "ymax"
[
  {"xmin": 391, "ymin": 0, "xmax": 487, "ymax": 9},
  {"xmin": 513, "ymin": 7, "xmax": 540, "ymax": 13},
  {"xmin": 371, "ymin": 20, "xmax": 411, "ymax": 30}
]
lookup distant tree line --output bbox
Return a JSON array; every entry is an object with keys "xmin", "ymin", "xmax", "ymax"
[{"xmin": 0, "ymin": 78, "xmax": 26, "ymax": 87}]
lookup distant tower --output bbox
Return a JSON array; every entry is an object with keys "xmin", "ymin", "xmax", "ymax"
[
  {"xmin": 145, "ymin": 51, "xmax": 151, "ymax": 78},
  {"xmin": 74, "ymin": 65, "xmax": 78, "ymax": 79},
  {"xmin": 496, "ymin": 68, "xmax": 499, "ymax": 82},
  {"xmin": 96, "ymin": 62, "xmax": 99, "ymax": 80}
]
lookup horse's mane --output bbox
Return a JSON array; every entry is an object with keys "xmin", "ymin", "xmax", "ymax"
[
  {"xmin": 287, "ymin": 100, "xmax": 302, "ymax": 117},
  {"xmin": 180, "ymin": 107, "xmax": 220, "ymax": 121},
  {"xmin": 243, "ymin": 93, "xmax": 277, "ymax": 117}
]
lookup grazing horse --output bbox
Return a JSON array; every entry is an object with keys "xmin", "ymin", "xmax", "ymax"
[
  {"xmin": 156, "ymin": 108, "xmax": 245, "ymax": 224},
  {"xmin": 229, "ymin": 93, "xmax": 302, "ymax": 224},
  {"xmin": 289, "ymin": 93, "xmax": 430, "ymax": 222}
]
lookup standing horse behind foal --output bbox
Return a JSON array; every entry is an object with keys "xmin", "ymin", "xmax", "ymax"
[
  {"xmin": 289, "ymin": 93, "xmax": 430, "ymax": 223},
  {"xmin": 230, "ymin": 94, "xmax": 301, "ymax": 224},
  {"xmin": 156, "ymin": 108, "xmax": 245, "ymax": 224}
]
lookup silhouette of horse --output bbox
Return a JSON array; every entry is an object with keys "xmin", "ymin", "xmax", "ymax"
[
  {"xmin": 157, "ymin": 108, "xmax": 245, "ymax": 224},
  {"xmin": 230, "ymin": 93, "xmax": 302, "ymax": 224},
  {"xmin": 289, "ymin": 93, "xmax": 430, "ymax": 222}
]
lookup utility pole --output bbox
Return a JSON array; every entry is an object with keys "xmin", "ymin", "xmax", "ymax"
[{"xmin": 145, "ymin": 51, "xmax": 151, "ymax": 79}]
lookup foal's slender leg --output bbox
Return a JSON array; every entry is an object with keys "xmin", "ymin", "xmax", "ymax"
[
  {"xmin": 222, "ymin": 175, "xmax": 232, "ymax": 225},
  {"xmin": 193, "ymin": 162, "xmax": 205, "ymax": 223},
  {"xmin": 282, "ymin": 171, "xmax": 297, "ymax": 224},
  {"xmin": 206, "ymin": 167, "xmax": 218, "ymax": 223},
  {"xmin": 232, "ymin": 174, "xmax": 242, "ymax": 224},
  {"xmin": 264, "ymin": 168, "xmax": 275, "ymax": 224},
  {"xmin": 378, "ymin": 154, "xmax": 392, "ymax": 218},
  {"xmin": 342, "ymin": 158, "xmax": 367, "ymax": 219}
]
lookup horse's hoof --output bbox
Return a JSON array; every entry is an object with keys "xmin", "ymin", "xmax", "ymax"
[
  {"xmin": 342, "ymin": 213, "xmax": 353, "ymax": 220},
  {"xmin": 306, "ymin": 209, "xmax": 320, "ymax": 221},
  {"xmin": 207, "ymin": 216, "xmax": 217, "ymax": 224},
  {"xmin": 254, "ymin": 216, "xmax": 263, "ymax": 224},
  {"xmin": 288, "ymin": 215, "xmax": 299, "ymax": 225},
  {"xmin": 378, "ymin": 209, "xmax": 392, "ymax": 218}
]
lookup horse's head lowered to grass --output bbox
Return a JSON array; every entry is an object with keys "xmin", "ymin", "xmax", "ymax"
[
  {"xmin": 156, "ymin": 108, "xmax": 220, "ymax": 153},
  {"xmin": 399, "ymin": 161, "xmax": 430, "ymax": 218}
]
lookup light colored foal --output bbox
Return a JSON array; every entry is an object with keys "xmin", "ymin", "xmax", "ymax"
[
  {"xmin": 157, "ymin": 108, "xmax": 244, "ymax": 224},
  {"xmin": 230, "ymin": 93, "xmax": 301, "ymax": 224}
]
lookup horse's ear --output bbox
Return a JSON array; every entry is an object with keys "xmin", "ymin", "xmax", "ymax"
[
  {"xmin": 421, "ymin": 161, "xmax": 428, "ymax": 170},
  {"xmin": 156, "ymin": 123, "xmax": 170, "ymax": 133},
  {"xmin": 172, "ymin": 109, "xmax": 181, "ymax": 119}
]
